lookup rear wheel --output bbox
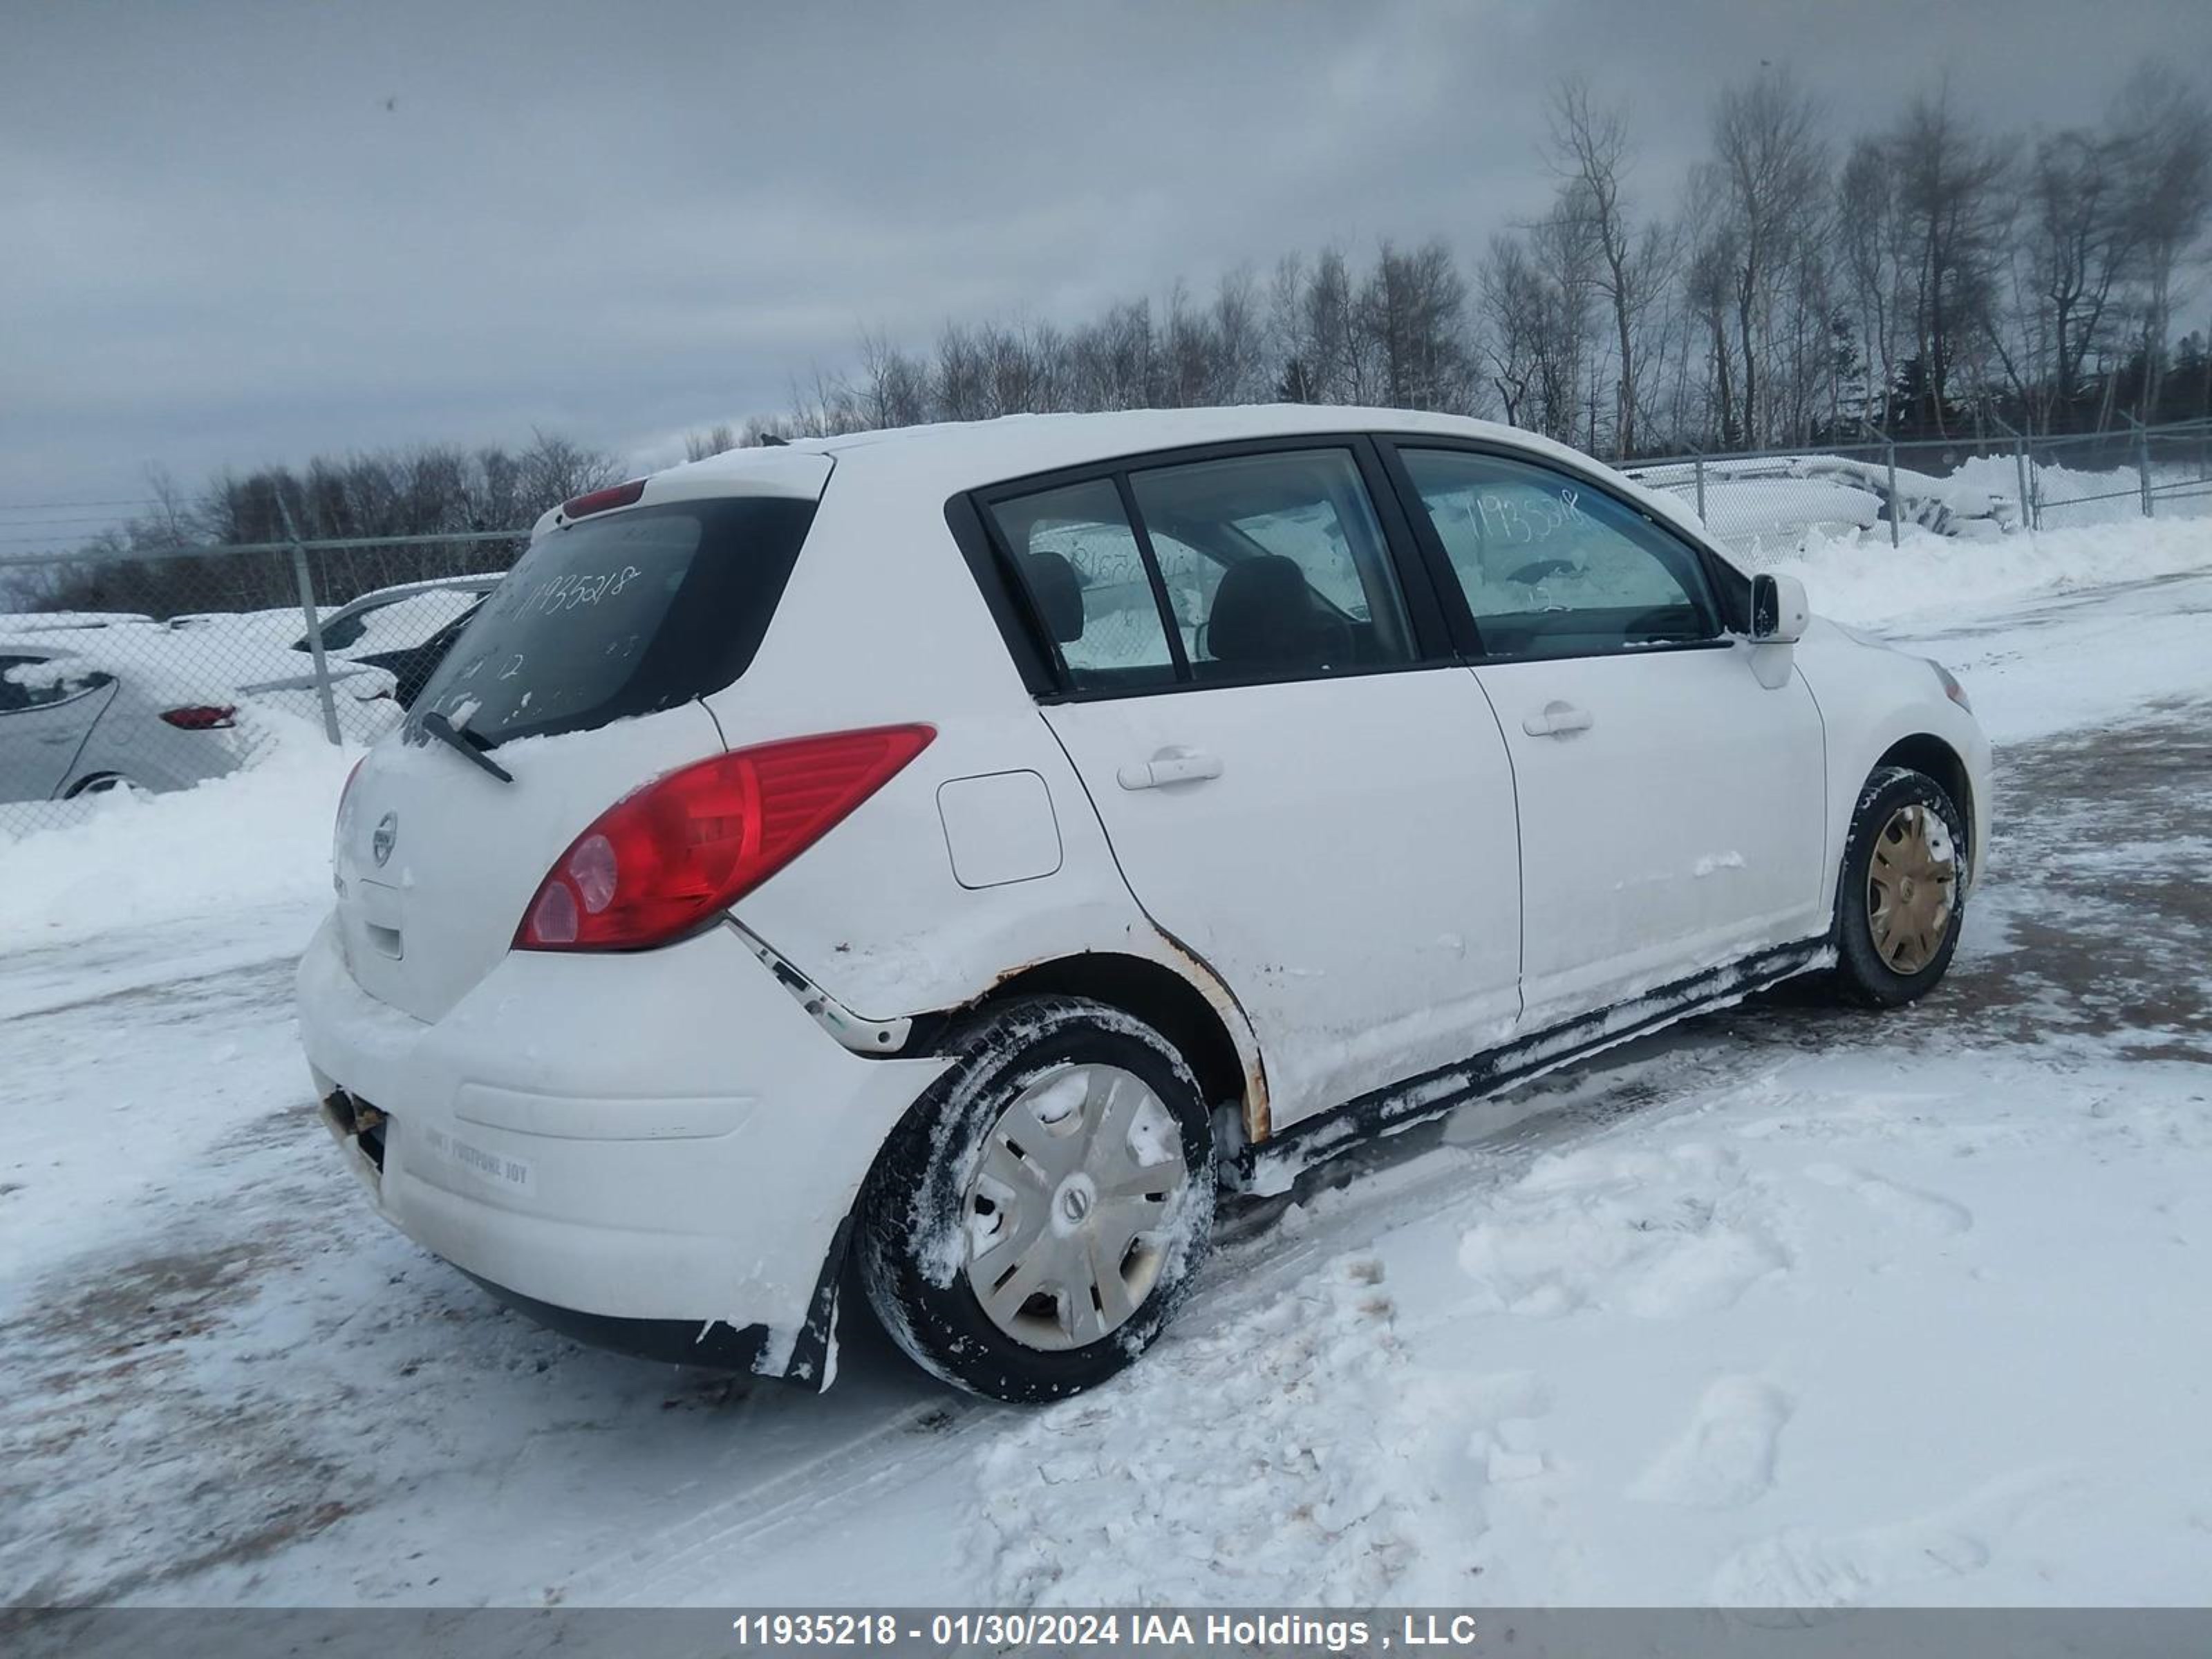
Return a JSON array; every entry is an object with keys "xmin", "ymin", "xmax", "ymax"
[
  {"xmin": 1832, "ymin": 765, "xmax": 1966, "ymax": 1007},
  {"xmin": 856, "ymin": 996, "xmax": 1215, "ymax": 1403}
]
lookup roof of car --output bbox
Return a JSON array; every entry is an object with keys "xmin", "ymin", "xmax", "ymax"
[
  {"xmin": 0, "ymin": 610, "xmax": 158, "ymax": 632},
  {"xmin": 567, "ymin": 405, "xmax": 1710, "ymax": 544},
  {"xmin": 0, "ymin": 634, "xmax": 88, "ymax": 657},
  {"xmin": 319, "ymin": 574, "xmax": 502, "ymax": 621},
  {"xmin": 808, "ymin": 404, "xmax": 1595, "ymax": 489}
]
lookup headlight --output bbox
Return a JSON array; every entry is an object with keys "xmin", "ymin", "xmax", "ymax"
[{"xmin": 1925, "ymin": 658, "xmax": 1971, "ymax": 713}]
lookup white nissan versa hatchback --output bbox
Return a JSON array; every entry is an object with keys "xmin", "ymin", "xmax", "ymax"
[{"xmin": 297, "ymin": 406, "xmax": 1990, "ymax": 1402}]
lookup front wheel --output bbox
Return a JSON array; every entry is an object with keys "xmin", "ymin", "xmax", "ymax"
[
  {"xmin": 856, "ymin": 995, "xmax": 1216, "ymax": 1403},
  {"xmin": 1831, "ymin": 765, "xmax": 1967, "ymax": 1007}
]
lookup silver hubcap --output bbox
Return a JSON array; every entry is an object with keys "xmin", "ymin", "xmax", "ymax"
[{"xmin": 962, "ymin": 1062, "xmax": 1190, "ymax": 1351}]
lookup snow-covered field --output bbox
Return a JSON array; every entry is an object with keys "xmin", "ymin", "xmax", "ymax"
[{"xmin": 5, "ymin": 521, "xmax": 2212, "ymax": 1609}]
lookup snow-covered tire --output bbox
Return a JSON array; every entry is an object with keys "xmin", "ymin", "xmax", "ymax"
[
  {"xmin": 1831, "ymin": 765, "xmax": 1967, "ymax": 1008},
  {"xmin": 856, "ymin": 995, "xmax": 1216, "ymax": 1403}
]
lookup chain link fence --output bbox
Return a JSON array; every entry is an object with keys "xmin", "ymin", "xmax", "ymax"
[
  {"xmin": 0, "ymin": 530, "xmax": 526, "ymax": 835},
  {"xmin": 1624, "ymin": 417, "xmax": 2212, "ymax": 566},
  {"xmin": 5, "ymin": 416, "xmax": 2210, "ymax": 837}
]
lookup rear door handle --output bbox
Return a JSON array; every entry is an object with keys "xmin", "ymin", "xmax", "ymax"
[
  {"xmin": 1522, "ymin": 701, "xmax": 1593, "ymax": 738},
  {"xmin": 1117, "ymin": 747, "xmax": 1224, "ymax": 791}
]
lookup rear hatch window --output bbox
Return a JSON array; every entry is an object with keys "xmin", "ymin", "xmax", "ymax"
[{"xmin": 415, "ymin": 496, "xmax": 814, "ymax": 747}]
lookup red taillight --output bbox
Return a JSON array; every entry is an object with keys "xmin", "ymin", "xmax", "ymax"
[
  {"xmin": 561, "ymin": 478, "xmax": 646, "ymax": 519},
  {"xmin": 160, "ymin": 704, "xmax": 236, "ymax": 729},
  {"xmin": 515, "ymin": 724, "xmax": 936, "ymax": 952}
]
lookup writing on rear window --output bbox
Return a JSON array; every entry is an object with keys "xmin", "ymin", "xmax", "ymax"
[
  {"xmin": 523, "ymin": 565, "xmax": 646, "ymax": 615},
  {"xmin": 412, "ymin": 496, "xmax": 816, "ymax": 748}
]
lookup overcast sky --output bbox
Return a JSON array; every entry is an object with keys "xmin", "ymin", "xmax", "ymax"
[{"xmin": 3, "ymin": 0, "xmax": 2205, "ymax": 551}]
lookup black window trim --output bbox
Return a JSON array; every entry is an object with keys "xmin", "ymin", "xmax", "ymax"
[
  {"xmin": 953, "ymin": 432, "xmax": 1463, "ymax": 705},
  {"xmin": 1109, "ymin": 471, "xmax": 1196, "ymax": 682},
  {"xmin": 1371, "ymin": 434, "xmax": 1747, "ymax": 665},
  {"xmin": 0, "ymin": 655, "xmax": 115, "ymax": 716}
]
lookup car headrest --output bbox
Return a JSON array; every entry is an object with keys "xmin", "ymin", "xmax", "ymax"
[
  {"xmin": 1021, "ymin": 550, "xmax": 1085, "ymax": 644},
  {"xmin": 1207, "ymin": 554, "xmax": 1333, "ymax": 668}
]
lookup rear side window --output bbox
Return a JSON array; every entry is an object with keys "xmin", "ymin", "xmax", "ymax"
[
  {"xmin": 415, "ymin": 498, "xmax": 814, "ymax": 747},
  {"xmin": 0, "ymin": 655, "xmax": 109, "ymax": 711},
  {"xmin": 985, "ymin": 480, "xmax": 1179, "ymax": 693},
  {"xmin": 1126, "ymin": 449, "xmax": 1416, "ymax": 676},
  {"xmin": 0, "ymin": 655, "xmax": 49, "ymax": 712}
]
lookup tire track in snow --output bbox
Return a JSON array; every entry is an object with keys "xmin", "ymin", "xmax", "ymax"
[{"xmin": 574, "ymin": 1040, "xmax": 1760, "ymax": 1604}]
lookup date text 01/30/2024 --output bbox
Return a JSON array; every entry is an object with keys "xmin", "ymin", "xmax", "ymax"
[{"xmin": 727, "ymin": 1613, "xmax": 1487, "ymax": 1651}]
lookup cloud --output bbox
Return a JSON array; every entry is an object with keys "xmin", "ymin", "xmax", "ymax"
[{"xmin": 0, "ymin": 0, "xmax": 2199, "ymax": 536}]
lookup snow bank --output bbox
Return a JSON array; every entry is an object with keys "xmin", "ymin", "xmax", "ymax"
[
  {"xmin": 0, "ymin": 716, "xmax": 354, "ymax": 955},
  {"xmin": 1761, "ymin": 516, "xmax": 2212, "ymax": 631},
  {"xmin": 1629, "ymin": 455, "xmax": 2019, "ymax": 554},
  {"xmin": 960, "ymin": 1042, "xmax": 2212, "ymax": 1608},
  {"xmin": 1951, "ymin": 455, "xmax": 2212, "ymax": 529}
]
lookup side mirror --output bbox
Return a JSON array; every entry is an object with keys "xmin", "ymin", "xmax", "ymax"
[{"xmin": 1751, "ymin": 572, "xmax": 1809, "ymax": 645}]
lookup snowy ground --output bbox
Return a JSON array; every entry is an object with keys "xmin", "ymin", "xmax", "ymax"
[{"xmin": 4, "ymin": 527, "xmax": 2212, "ymax": 1609}]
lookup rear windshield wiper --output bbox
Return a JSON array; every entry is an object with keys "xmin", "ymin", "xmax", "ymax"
[{"xmin": 415, "ymin": 709, "xmax": 514, "ymax": 784}]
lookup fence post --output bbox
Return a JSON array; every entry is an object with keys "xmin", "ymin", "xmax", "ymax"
[
  {"xmin": 1885, "ymin": 440, "xmax": 1900, "ymax": 548},
  {"xmin": 1993, "ymin": 415, "xmax": 2035, "ymax": 534},
  {"xmin": 1693, "ymin": 453, "xmax": 1707, "ymax": 525},
  {"xmin": 278, "ymin": 500, "xmax": 343, "ymax": 745},
  {"xmin": 2134, "ymin": 415, "xmax": 2155, "ymax": 518}
]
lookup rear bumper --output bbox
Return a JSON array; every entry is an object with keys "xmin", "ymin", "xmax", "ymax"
[{"xmin": 294, "ymin": 917, "xmax": 948, "ymax": 1385}]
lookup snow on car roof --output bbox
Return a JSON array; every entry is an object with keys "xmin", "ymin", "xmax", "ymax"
[
  {"xmin": 316, "ymin": 574, "xmax": 503, "ymax": 624},
  {"xmin": 0, "ymin": 610, "xmax": 158, "ymax": 632},
  {"xmin": 614, "ymin": 405, "xmax": 1714, "ymax": 545},
  {"xmin": 0, "ymin": 627, "xmax": 212, "ymax": 700},
  {"xmin": 807, "ymin": 404, "xmax": 1599, "ymax": 487}
]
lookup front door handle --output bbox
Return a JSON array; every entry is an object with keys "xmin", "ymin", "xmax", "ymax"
[
  {"xmin": 1117, "ymin": 747, "xmax": 1224, "ymax": 791},
  {"xmin": 1522, "ymin": 701, "xmax": 1594, "ymax": 738}
]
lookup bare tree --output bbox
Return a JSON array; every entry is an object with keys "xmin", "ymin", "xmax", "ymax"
[
  {"xmin": 684, "ymin": 424, "xmax": 739, "ymax": 461},
  {"xmin": 932, "ymin": 323, "xmax": 993, "ymax": 421},
  {"xmin": 1709, "ymin": 68, "xmax": 1829, "ymax": 447},
  {"xmin": 1477, "ymin": 234, "xmax": 1548, "ymax": 428},
  {"xmin": 1889, "ymin": 82, "xmax": 2012, "ymax": 435},
  {"xmin": 853, "ymin": 328, "xmax": 932, "ymax": 429},
  {"xmin": 1479, "ymin": 211, "xmax": 1596, "ymax": 444},
  {"xmin": 1210, "ymin": 265, "xmax": 1270, "ymax": 404},
  {"xmin": 1685, "ymin": 224, "xmax": 1742, "ymax": 446},
  {"xmin": 1838, "ymin": 136, "xmax": 1911, "ymax": 433},
  {"xmin": 516, "ymin": 429, "xmax": 621, "ymax": 510},
  {"xmin": 1530, "ymin": 202, "xmax": 1600, "ymax": 440},
  {"xmin": 2021, "ymin": 129, "xmax": 2138, "ymax": 428},
  {"xmin": 2110, "ymin": 64, "xmax": 2212, "ymax": 422},
  {"xmin": 1362, "ymin": 239, "xmax": 1476, "ymax": 412},
  {"xmin": 1548, "ymin": 79, "xmax": 1671, "ymax": 456}
]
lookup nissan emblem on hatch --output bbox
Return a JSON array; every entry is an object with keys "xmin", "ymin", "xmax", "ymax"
[{"xmin": 372, "ymin": 812, "xmax": 397, "ymax": 868}]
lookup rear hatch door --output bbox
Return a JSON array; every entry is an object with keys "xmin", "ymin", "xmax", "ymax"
[{"xmin": 333, "ymin": 465, "xmax": 829, "ymax": 1023}]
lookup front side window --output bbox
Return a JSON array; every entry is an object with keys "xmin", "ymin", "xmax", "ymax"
[
  {"xmin": 986, "ymin": 479, "xmax": 1178, "ymax": 692},
  {"xmin": 1127, "ymin": 449, "xmax": 1416, "ymax": 677},
  {"xmin": 1399, "ymin": 449, "xmax": 1720, "ymax": 659}
]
